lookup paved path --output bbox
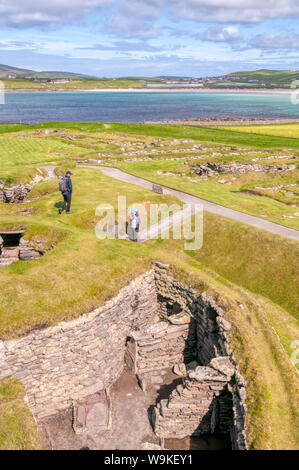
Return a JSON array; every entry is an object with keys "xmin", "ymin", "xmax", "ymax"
[
  {"xmin": 138, "ymin": 204, "xmax": 202, "ymax": 242},
  {"xmin": 39, "ymin": 166, "xmax": 57, "ymax": 180},
  {"xmin": 78, "ymin": 165, "xmax": 299, "ymax": 242}
]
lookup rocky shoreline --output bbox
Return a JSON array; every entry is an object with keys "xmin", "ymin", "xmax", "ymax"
[{"xmin": 148, "ymin": 117, "xmax": 299, "ymax": 126}]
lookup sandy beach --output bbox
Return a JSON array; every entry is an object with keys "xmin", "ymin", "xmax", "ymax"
[
  {"xmin": 82, "ymin": 87, "xmax": 295, "ymax": 95},
  {"xmin": 3, "ymin": 87, "xmax": 296, "ymax": 94}
]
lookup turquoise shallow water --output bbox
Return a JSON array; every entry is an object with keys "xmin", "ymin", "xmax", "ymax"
[{"xmin": 0, "ymin": 91, "xmax": 299, "ymax": 123}]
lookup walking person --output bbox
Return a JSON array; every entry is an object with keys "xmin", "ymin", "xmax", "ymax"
[
  {"xmin": 128, "ymin": 207, "xmax": 140, "ymax": 242},
  {"xmin": 58, "ymin": 170, "xmax": 73, "ymax": 214}
]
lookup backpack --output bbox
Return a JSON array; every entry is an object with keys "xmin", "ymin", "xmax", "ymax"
[{"xmin": 59, "ymin": 176, "xmax": 67, "ymax": 193}]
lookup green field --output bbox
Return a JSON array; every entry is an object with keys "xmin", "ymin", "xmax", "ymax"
[
  {"xmin": 0, "ymin": 121, "xmax": 298, "ymax": 450},
  {"xmin": 2, "ymin": 78, "xmax": 158, "ymax": 91},
  {"xmin": 220, "ymin": 122, "xmax": 299, "ymax": 138}
]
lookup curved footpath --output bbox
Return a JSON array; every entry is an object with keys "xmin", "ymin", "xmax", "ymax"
[{"xmin": 78, "ymin": 165, "xmax": 299, "ymax": 242}]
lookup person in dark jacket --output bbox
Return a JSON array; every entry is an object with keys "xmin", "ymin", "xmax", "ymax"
[{"xmin": 59, "ymin": 170, "xmax": 73, "ymax": 214}]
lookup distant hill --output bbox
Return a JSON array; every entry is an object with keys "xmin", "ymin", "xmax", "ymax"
[
  {"xmin": 222, "ymin": 69, "xmax": 299, "ymax": 86},
  {"xmin": 0, "ymin": 64, "xmax": 33, "ymax": 77},
  {"xmin": 1, "ymin": 64, "xmax": 299, "ymax": 87},
  {"xmin": 0, "ymin": 64, "xmax": 99, "ymax": 80},
  {"xmin": 27, "ymin": 71, "xmax": 99, "ymax": 80}
]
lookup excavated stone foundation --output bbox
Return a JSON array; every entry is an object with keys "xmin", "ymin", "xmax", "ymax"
[
  {"xmin": 0, "ymin": 263, "xmax": 247, "ymax": 450},
  {"xmin": 0, "ymin": 231, "xmax": 45, "ymax": 267}
]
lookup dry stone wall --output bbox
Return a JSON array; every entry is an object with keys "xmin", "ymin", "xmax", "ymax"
[
  {"xmin": 0, "ymin": 271, "xmax": 159, "ymax": 418},
  {"xmin": 0, "ymin": 184, "xmax": 32, "ymax": 203},
  {"xmin": 131, "ymin": 319, "xmax": 196, "ymax": 374},
  {"xmin": 153, "ymin": 361, "xmax": 234, "ymax": 438}
]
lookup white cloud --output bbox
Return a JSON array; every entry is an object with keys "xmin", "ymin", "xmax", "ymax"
[
  {"xmin": 105, "ymin": 15, "xmax": 160, "ymax": 39},
  {"xmin": 119, "ymin": 0, "xmax": 163, "ymax": 20},
  {"xmin": 1, "ymin": 1, "xmax": 299, "ymax": 32},
  {"xmin": 250, "ymin": 33, "xmax": 299, "ymax": 49},
  {"xmin": 169, "ymin": 1, "xmax": 299, "ymax": 23},
  {"xmin": 104, "ymin": 0, "xmax": 163, "ymax": 39},
  {"xmin": 200, "ymin": 26, "xmax": 242, "ymax": 42},
  {"xmin": 0, "ymin": 0, "xmax": 112, "ymax": 28}
]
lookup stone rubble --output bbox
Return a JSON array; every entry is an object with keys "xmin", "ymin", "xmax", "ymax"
[{"xmin": 190, "ymin": 162, "xmax": 296, "ymax": 177}]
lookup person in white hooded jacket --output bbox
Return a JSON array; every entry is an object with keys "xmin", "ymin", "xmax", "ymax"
[{"xmin": 128, "ymin": 207, "xmax": 141, "ymax": 242}]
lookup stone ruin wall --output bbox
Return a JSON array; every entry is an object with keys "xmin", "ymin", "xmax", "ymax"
[
  {"xmin": 0, "ymin": 184, "xmax": 32, "ymax": 203},
  {"xmin": 143, "ymin": 265, "xmax": 247, "ymax": 450},
  {"xmin": 0, "ymin": 271, "xmax": 159, "ymax": 418},
  {"xmin": 0, "ymin": 263, "xmax": 247, "ymax": 449},
  {"xmin": 0, "ymin": 167, "xmax": 55, "ymax": 203}
]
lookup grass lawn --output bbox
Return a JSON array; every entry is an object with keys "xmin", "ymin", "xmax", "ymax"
[
  {"xmin": 0, "ymin": 132, "xmax": 91, "ymax": 185},
  {"xmin": 0, "ymin": 121, "xmax": 298, "ymax": 449}
]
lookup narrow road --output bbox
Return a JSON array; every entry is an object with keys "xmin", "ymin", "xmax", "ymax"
[{"xmin": 78, "ymin": 165, "xmax": 299, "ymax": 242}]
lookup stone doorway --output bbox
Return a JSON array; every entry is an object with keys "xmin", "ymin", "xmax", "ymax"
[{"xmin": 0, "ymin": 231, "xmax": 24, "ymax": 267}]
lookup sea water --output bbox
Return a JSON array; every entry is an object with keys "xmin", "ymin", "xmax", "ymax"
[{"xmin": 0, "ymin": 91, "xmax": 298, "ymax": 123}]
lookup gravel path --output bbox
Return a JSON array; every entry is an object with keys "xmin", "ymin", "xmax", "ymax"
[{"xmin": 78, "ymin": 165, "xmax": 299, "ymax": 242}]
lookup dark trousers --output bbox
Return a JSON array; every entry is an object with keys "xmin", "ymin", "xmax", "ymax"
[{"xmin": 61, "ymin": 192, "xmax": 72, "ymax": 212}]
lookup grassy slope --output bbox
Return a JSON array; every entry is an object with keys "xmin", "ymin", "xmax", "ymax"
[
  {"xmin": 0, "ymin": 379, "xmax": 41, "ymax": 450},
  {"xmin": 0, "ymin": 134, "xmax": 90, "ymax": 184},
  {"xmin": 0, "ymin": 122, "xmax": 298, "ymax": 449},
  {"xmin": 0, "ymin": 167, "xmax": 297, "ymax": 335},
  {"xmin": 0, "ymin": 166, "xmax": 298, "ymax": 450}
]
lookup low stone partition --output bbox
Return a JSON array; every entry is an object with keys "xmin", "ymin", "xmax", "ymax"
[
  {"xmin": 153, "ymin": 357, "xmax": 247, "ymax": 450},
  {"xmin": 130, "ymin": 317, "xmax": 196, "ymax": 374}
]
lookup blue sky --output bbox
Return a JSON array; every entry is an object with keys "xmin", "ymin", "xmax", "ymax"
[{"xmin": 0, "ymin": 1, "xmax": 298, "ymax": 77}]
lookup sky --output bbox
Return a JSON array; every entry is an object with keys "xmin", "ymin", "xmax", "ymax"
[{"xmin": 0, "ymin": 0, "xmax": 298, "ymax": 77}]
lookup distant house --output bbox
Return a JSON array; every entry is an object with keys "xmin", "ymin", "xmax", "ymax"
[
  {"xmin": 146, "ymin": 83, "xmax": 203, "ymax": 89},
  {"xmin": 48, "ymin": 79, "xmax": 71, "ymax": 84},
  {"xmin": 7, "ymin": 74, "xmax": 17, "ymax": 79}
]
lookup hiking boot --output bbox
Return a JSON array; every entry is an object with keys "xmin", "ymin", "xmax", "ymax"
[
  {"xmin": 66, "ymin": 211, "xmax": 73, "ymax": 215},
  {"xmin": 58, "ymin": 208, "xmax": 62, "ymax": 214}
]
